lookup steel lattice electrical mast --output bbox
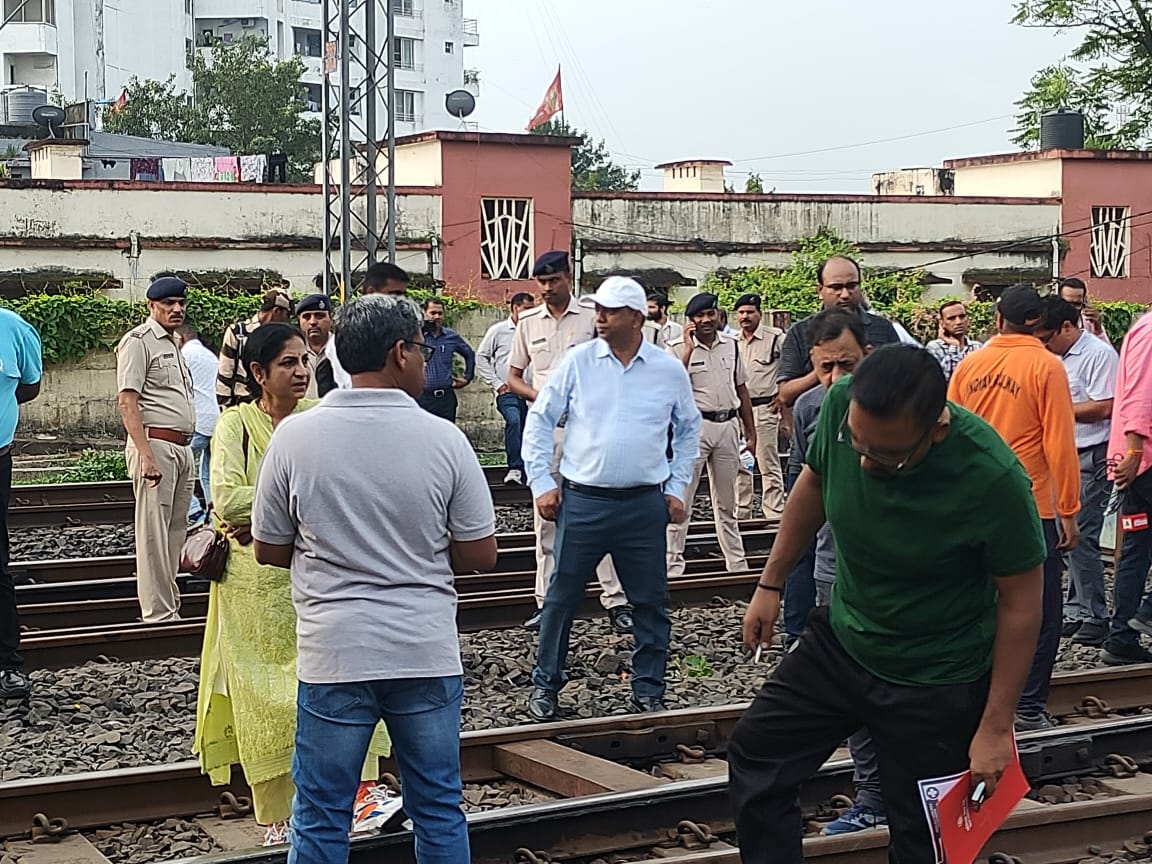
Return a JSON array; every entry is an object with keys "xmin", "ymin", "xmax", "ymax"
[{"xmin": 320, "ymin": 0, "xmax": 397, "ymax": 300}]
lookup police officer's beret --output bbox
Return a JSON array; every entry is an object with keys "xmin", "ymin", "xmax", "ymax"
[
  {"xmin": 296, "ymin": 293, "xmax": 333, "ymax": 315},
  {"xmin": 146, "ymin": 276, "xmax": 188, "ymax": 301},
  {"xmin": 532, "ymin": 250, "xmax": 570, "ymax": 277},
  {"xmin": 684, "ymin": 292, "xmax": 719, "ymax": 319},
  {"xmin": 733, "ymin": 293, "xmax": 762, "ymax": 311}
]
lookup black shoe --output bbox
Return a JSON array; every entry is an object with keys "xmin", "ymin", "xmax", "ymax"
[
  {"xmin": 528, "ymin": 687, "xmax": 558, "ymax": 721},
  {"xmin": 608, "ymin": 605, "xmax": 634, "ymax": 634},
  {"xmin": 1127, "ymin": 612, "xmax": 1152, "ymax": 639},
  {"xmin": 523, "ymin": 609, "xmax": 542, "ymax": 631},
  {"xmin": 631, "ymin": 695, "xmax": 668, "ymax": 713},
  {"xmin": 1101, "ymin": 643, "xmax": 1152, "ymax": 666},
  {"xmin": 0, "ymin": 668, "xmax": 30, "ymax": 700},
  {"xmin": 1061, "ymin": 620, "xmax": 1083, "ymax": 638},
  {"xmin": 1071, "ymin": 620, "xmax": 1109, "ymax": 646}
]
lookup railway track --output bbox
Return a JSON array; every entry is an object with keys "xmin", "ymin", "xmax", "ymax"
[
  {"xmin": 6, "ymin": 691, "xmax": 1152, "ymax": 863},
  {"xmin": 7, "ymin": 467, "xmax": 770, "ymax": 527}
]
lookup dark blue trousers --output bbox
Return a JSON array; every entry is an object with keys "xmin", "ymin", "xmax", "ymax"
[
  {"xmin": 531, "ymin": 484, "xmax": 670, "ymax": 699},
  {"xmin": 496, "ymin": 392, "xmax": 527, "ymax": 471},
  {"xmin": 782, "ymin": 465, "xmax": 815, "ymax": 644},
  {"xmin": 1018, "ymin": 519, "xmax": 1061, "ymax": 717},
  {"xmin": 1109, "ymin": 469, "xmax": 1152, "ymax": 651}
]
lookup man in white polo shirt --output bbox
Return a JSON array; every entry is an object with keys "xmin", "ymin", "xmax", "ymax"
[
  {"xmin": 1036, "ymin": 295, "xmax": 1118, "ymax": 648},
  {"xmin": 252, "ymin": 294, "xmax": 497, "ymax": 864}
]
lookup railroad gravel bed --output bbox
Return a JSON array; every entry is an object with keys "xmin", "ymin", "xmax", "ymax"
[
  {"xmin": 0, "ymin": 602, "xmax": 1113, "ymax": 780},
  {"xmin": 84, "ymin": 819, "xmax": 220, "ymax": 863},
  {"xmin": 8, "ymin": 507, "xmax": 537, "ymax": 565}
]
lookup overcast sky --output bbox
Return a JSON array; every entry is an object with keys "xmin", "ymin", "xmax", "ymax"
[{"xmin": 464, "ymin": 0, "xmax": 1076, "ymax": 191}]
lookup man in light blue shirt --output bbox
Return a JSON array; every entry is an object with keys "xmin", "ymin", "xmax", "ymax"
[
  {"xmin": 1037, "ymin": 295, "xmax": 1119, "ymax": 648},
  {"xmin": 523, "ymin": 276, "xmax": 701, "ymax": 721},
  {"xmin": 0, "ymin": 307, "xmax": 42, "ymax": 701}
]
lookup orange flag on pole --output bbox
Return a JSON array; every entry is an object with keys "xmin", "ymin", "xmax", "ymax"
[
  {"xmin": 113, "ymin": 90, "xmax": 128, "ymax": 112},
  {"xmin": 526, "ymin": 68, "xmax": 563, "ymax": 131}
]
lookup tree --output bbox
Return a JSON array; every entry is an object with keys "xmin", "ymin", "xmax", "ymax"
[
  {"xmin": 103, "ymin": 37, "xmax": 320, "ymax": 182},
  {"xmin": 744, "ymin": 172, "xmax": 764, "ymax": 193},
  {"xmin": 103, "ymin": 76, "xmax": 198, "ymax": 141},
  {"xmin": 530, "ymin": 119, "xmax": 641, "ymax": 191},
  {"xmin": 1012, "ymin": 1, "xmax": 1152, "ymax": 148}
]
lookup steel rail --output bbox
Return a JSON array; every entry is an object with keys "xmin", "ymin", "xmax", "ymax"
[{"xmin": 7, "ymin": 713, "xmax": 1152, "ymax": 858}]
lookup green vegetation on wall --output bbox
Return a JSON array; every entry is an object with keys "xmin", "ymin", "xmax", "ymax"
[{"xmin": 701, "ymin": 228, "xmax": 1145, "ymax": 346}]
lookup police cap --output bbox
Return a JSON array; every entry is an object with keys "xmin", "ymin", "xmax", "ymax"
[
  {"xmin": 146, "ymin": 276, "xmax": 188, "ymax": 301},
  {"xmin": 532, "ymin": 250, "xmax": 570, "ymax": 277},
  {"xmin": 684, "ymin": 291, "xmax": 719, "ymax": 319},
  {"xmin": 296, "ymin": 293, "xmax": 333, "ymax": 315}
]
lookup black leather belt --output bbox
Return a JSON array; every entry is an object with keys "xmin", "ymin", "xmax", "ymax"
[
  {"xmin": 562, "ymin": 479, "xmax": 661, "ymax": 499},
  {"xmin": 700, "ymin": 409, "xmax": 739, "ymax": 422},
  {"xmin": 750, "ymin": 396, "xmax": 777, "ymax": 407}
]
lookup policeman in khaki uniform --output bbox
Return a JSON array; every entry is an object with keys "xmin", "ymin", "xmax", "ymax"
[
  {"xmin": 665, "ymin": 292, "xmax": 756, "ymax": 578},
  {"xmin": 116, "ymin": 277, "xmax": 197, "ymax": 623},
  {"xmin": 733, "ymin": 293, "xmax": 787, "ymax": 519},
  {"xmin": 508, "ymin": 251, "xmax": 632, "ymax": 633}
]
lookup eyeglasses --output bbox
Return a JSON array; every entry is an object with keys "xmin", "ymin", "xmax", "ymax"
[
  {"xmin": 837, "ymin": 409, "xmax": 931, "ymax": 472},
  {"xmin": 405, "ymin": 341, "xmax": 436, "ymax": 362}
]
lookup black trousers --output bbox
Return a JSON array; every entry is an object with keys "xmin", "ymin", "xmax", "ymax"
[
  {"xmin": 418, "ymin": 388, "xmax": 458, "ymax": 423},
  {"xmin": 0, "ymin": 452, "xmax": 17, "ymax": 669},
  {"xmin": 728, "ymin": 607, "xmax": 989, "ymax": 864}
]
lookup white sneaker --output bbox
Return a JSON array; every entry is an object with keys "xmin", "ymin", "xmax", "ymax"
[{"xmin": 504, "ymin": 469, "xmax": 523, "ymax": 486}]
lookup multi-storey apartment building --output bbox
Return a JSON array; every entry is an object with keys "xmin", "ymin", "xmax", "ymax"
[{"xmin": 1, "ymin": 0, "xmax": 478, "ymax": 135}]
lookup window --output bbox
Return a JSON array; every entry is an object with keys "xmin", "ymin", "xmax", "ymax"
[
  {"xmin": 1090, "ymin": 206, "xmax": 1130, "ymax": 279},
  {"xmin": 444, "ymin": 41, "xmax": 454, "ymax": 54},
  {"xmin": 480, "ymin": 199, "xmax": 533, "ymax": 280},
  {"xmin": 392, "ymin": 0, "xmax": 415, "ymax": 15},
  {"xmin": 4, "ymin": 0, "xmax": 54, "ymax": 23},
  {"xmin": 303, "ymin": 83, "xmax": 321, "ymax": 112},
  {"xmin": 185, "ymin": 0, "xmax": 192, "ymax": 13},
  {"xmin": 294, "ymin": 28, "xmax": 322, "ymax": 58},
  {"xmin": 395, "ymin": 89, "xmax": 417, "ymax": 122},
  {"xmin": 350, "ymin": 85, "xmax": 361, "ymax": 116},
  {"xmin": 393, "ymin": 37, "xmax": 416, "ymax": 69}
]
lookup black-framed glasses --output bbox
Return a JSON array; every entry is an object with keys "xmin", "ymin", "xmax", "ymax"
[
  {"xmin": 836, "ymin": 409, "xmax": 931, "ymax": 472},
  {"xmin": 405, "ymin": 341, "xmax": 436, "ymax": 362}
]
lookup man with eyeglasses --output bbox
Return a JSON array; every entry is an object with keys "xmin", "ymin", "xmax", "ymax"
[
  {"xmin": 1058, "ymin": 277, "xmax": 1112, "ymax": 346},
  {"xmin": 730, "ymin": 344, "xmax": 1045, "ymax": 864},
  {"xmin": 776, "ymin": 256, "xmax": 900, "ymax": 409},
  {"xmin": 948, "ymin": 284, "xmax": 1080, "ymax": 732}
]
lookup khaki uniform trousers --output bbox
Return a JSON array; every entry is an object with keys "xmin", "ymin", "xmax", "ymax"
[
  {"xmin": 667, "ymin": 418, "xmax": 748, "ymax": 578},
  {"xmin": 128, "ymin": 438, "xmax": 195, "ymax": 623},
  {"xmin": 534, "ymin": 427, "xmax": 628, "ymax": 609},
  {"xmin": 736, "ymin": 405, "xmax": 785, "ymax": 519}
]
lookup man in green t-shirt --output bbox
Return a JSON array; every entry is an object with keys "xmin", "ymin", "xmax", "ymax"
[{"xmin": 728, "ymin": 344, "xmax": 1046, "ymax": 864}]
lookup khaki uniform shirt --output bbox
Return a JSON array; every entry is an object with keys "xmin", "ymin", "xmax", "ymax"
[
  {"xmin": 115, "ymin": 317, "xmax": 195, "ymax": 432},
  {"xmin": 665, "ymin": 332, "xmax": 746, "ymax": 413},
  {"xmin": 643, "ymin": 318, "xmax": 684, "ymax": 348},
  {"xmin": 738, "ymin": 324, "xmax": 785, "ymax": 400},
  {"xmin": 508, "ymin": 296, "xmax": 597, "ymax": 391}
]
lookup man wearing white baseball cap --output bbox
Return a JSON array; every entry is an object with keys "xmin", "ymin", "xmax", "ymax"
[{"xmin": 522, "ymin": 276, "xmax": 702, "ymax": 720}]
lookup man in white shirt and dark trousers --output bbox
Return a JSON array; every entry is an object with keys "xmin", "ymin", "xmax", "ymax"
[
  {"xmin": 1036, "ymin": 295, "xmax": 1119, "ymax": 647},
  {"xmin": 477, "ymin": 292, "xmax": 537, "ymax": 485},
  {"xmin": 177, "ymin": 325, "xmax": 220, "ymax": 527},
  {"xmin": 522, "ymin": 277, "xmax": 701, "ymax": 721}
]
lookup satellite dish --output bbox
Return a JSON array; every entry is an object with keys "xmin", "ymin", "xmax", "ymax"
[
  {"xmin": 445, "ymin": 89, "xmax": 476, "ymax": 119},
  {"xmin": 32, "ymin": 104, "xmax": 66, "ymax": 137}
]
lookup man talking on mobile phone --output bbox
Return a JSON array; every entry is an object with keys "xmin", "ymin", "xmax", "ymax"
[{"xmin": 728, "ymin": 344, "xmax": 1046, "ymax": 864}]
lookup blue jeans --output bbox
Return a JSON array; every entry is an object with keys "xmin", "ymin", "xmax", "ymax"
[
  {"xmin": 1018, "ymin": 520, "xmax": 1061, "ymax": 717},
  {"xmin": 1108, "ymin": 469, "xmax": 1152, "ymax": 651},
  {"xmin": 289, "ymin": 676, "xmax": 468, "ymax": 864},
  {"xmin": 187, "ymin": 432, "xmax": 212, "ymax": 524},
  {"xmin": 532, "ymin": 484, "xmax": 669, "ymax": 699},
  {"xmin": 496, "ymin": 392, "xmax": 527, "ymax": 471},
  {"xmin": 1064, "ymin": 443, "xmax": 1110, "ymax": 625}
]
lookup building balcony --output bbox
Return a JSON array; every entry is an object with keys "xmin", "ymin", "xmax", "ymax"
[
  {"xmin": 391, "ymin": 0, "xmax": 423, "ymax": 20},
  {"xmin": 463, "ymin": 68, "xmax": 480, "ymax": 95},
  {"xmin": 0, "ymin": 21, "xmax": 59, "ymax": 57},
  {"xmin": 462, "ymin": 18, "xmax": 479, "ymax": 46},
  {"xmin": 194, "ymin": 0, "xmax": 275, "ymax": 20}
]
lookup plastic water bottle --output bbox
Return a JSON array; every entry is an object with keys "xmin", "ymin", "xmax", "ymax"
[{"xmin": 739, "ymin": 442, "xmax": 755, "ymax": 472}]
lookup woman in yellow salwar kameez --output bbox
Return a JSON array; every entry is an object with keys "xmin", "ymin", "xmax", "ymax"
[{"xmin": 193, "ymin": 324, "xmax": 389, "ymax": 845}]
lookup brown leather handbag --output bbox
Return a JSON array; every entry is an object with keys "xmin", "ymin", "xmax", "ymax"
[{"xmin": 181, "ymin": 523, "xmax": 230, "ymax": 582}]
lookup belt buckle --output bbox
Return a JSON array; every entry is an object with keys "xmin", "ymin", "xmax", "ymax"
[{"xmin": 433, "ymin": 388, "xmax": 446, "ymax": 398}]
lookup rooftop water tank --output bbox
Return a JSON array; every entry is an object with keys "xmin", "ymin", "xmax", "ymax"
[
  {"xmin": 1040, "ymin": 108, "xmax": 1085, "ymax": 150},
  {"xmin": 4, "ymin": 86, "xmax": 49, "ymax": 125}
]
